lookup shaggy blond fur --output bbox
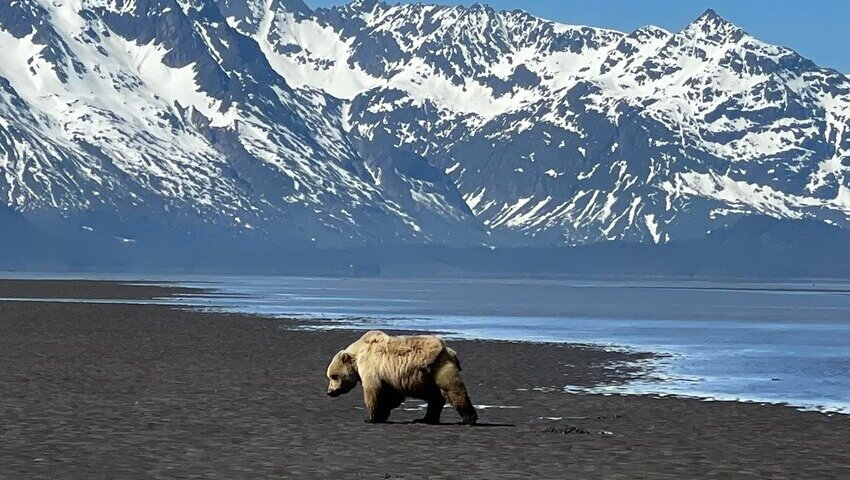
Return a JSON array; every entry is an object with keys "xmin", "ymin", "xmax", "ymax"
[{"xmin": 326, "ymin": 331, "xmax": 478, "ymax": 424}]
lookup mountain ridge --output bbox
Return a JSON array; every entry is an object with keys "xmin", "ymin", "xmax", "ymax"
[
  {"xmin": 264, "ymin": 0, "xmax": 848, "ymax": 245},
  {"xmin": 1, "ymin": 0, "xmax": 848, "ymax": 273}
]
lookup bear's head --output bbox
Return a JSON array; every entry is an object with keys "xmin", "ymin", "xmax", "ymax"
[{"xmin": 326, "ymin": 350, "xmax": 359, "ymax": 397}]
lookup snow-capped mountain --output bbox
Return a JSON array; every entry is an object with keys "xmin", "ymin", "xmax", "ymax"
[
  {"xmin": 0, "ymin": 0, "xmax": 481, "ymax": 249},
  {"xmin": 1, "ymin": 0, "xmax": 849, "ymax": 264},
  {"xmin": 248, "ymin": 0, "xmax": 850, "ymax": 245}
]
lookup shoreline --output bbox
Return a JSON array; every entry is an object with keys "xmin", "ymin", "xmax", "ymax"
[
  {"xmin": 1, "ymin": 278, "xmax": 848, "ymax": 416},
  {"xmin": 2, "ymin": 281, "xmax": 850, "ymax": 478},
  {"xmin": 5, "ymin": 269, "xmax": 850, "ymax": 286}
]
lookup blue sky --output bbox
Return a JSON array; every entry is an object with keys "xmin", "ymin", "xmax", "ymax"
[{"xmin": 307, "ymin": 1, "xmax": 850, "ymax": 72}]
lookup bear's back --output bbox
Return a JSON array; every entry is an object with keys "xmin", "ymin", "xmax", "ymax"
[
  {"xmin": 386, "ymin": 335, "xmax": 445, "ymax": 366},
  {"xmin": 354, "ymin": 332, "xmax": 447, "ymax": 371}
]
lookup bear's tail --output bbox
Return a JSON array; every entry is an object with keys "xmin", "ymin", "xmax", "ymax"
[{"xmin": 446, "ymin": 347, "xmax": 462, "ymax": 371}]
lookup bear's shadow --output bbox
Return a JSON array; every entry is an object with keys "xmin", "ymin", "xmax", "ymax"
[{"xmin": 384, "ymin": 420, "xmax": 515, "ymax": 427}]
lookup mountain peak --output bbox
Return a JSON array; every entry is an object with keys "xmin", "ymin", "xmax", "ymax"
[
  {"xmin": 629, "ymin": 25, "xmax": 672, "ymax": 42},
  {"xmin": 699, "ymin": 8, "xmax": 720, "ymax": 21},
  {"xmin": 348, "ymin": 0, "xmax": 381, "ymax": 12},
  {"xmin": 274, "ymin": 0, "xmax": 311, "ymax": 15},
  {"xmin": 683, "ymin": 8, "xmax": 744, "ymax": 43}
]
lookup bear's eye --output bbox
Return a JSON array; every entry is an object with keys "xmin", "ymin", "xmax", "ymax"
[{"xmin": 330, "ymin": 375, "xmax": 339, "ymax": 381}]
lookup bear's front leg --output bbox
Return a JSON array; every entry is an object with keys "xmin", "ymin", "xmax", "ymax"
[
  {"xmin": 413, "ymin": 389, "xmax": 445, "ymax": 425},
  {"xmin": 361, "ymin": 379, "xmax": 389, "ymax": 424}
]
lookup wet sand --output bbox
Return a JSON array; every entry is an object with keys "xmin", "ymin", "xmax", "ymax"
[{"xmin": 1, "ymin": 281, "xmax": 848, "ymax": 479}]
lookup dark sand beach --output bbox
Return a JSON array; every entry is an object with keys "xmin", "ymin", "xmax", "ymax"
[{"xmin": 1, "ymin": 281, "xmax": 848, "ymax": 479}]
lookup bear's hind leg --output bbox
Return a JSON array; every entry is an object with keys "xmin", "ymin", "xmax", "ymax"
[
  {"xmin": 435, "ymin": 362, "xmax": 478, "ymax": 425},
  {"xmin": 444, "ymin": 389, "xmax": 477, "ymax": 425}
]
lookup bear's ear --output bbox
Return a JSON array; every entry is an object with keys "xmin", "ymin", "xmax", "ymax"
[{"xmin": 340, "ymin": 351, "xmax": 354, "ymax": 365}]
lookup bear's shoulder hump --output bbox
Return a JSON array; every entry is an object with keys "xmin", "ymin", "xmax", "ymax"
[{"xmin": 360, "ymin": 330, "xmax": 391, "ymax": 345}]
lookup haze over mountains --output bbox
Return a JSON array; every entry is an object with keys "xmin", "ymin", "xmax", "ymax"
[{"xmin": 1, "ymin": 0, "xmax": 848, "ymax": 275}]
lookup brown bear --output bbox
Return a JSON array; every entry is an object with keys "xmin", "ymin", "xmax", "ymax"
[{"xmin": 326, "ymin": 330, "xmax": 478, "ymax": 425}]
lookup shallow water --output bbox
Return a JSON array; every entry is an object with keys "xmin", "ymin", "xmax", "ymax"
[
  {"xmin": 174, "ymin": 276, "xmax": 850, "ymax": 413},
  {"xmin": 4, "ymin": 273, "xmax": 850, "ymax": 413}
]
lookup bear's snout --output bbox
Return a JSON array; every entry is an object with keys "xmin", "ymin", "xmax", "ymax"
[{"xmin": 327, "ymin": 389, "xmax": 340, "ymax": 397}]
